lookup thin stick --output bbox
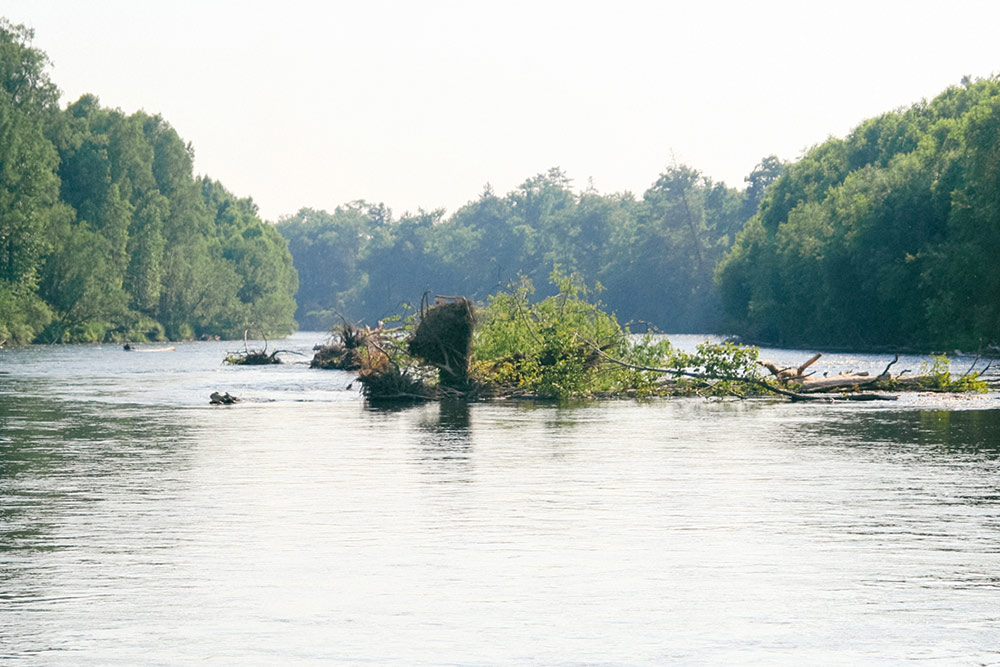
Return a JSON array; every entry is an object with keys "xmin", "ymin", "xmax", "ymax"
[{"xmin": 878, "ymin": 354, "xmax": 900, "ymax": 378}]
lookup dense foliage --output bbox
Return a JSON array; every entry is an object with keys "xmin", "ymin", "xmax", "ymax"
[
  {"xmin": 8, "ymin": 13, "xmax": 998, "ymax": 354},
  {"xmin": 277, "ymin": 163, "xmax": 781, "ymax": 333},
  {"xmin": 0, "ymin": 20, "xmax": 297, "ymax": 344},
  {"xmin": 717, "ymin": 76, "xmax": 1000, "ymax": 350},
  {"xmin": 469, "ymin": 272, "xmax": 764, "ymax": 399},
  {"xmin": 351, "ymin": 272, "xmax": 766, "ymax": 401}
]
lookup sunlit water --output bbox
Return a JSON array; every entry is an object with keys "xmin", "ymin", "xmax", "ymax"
[{"xmin": 2, "ymin": 333, "xmax": 1000, "ymax": 664}]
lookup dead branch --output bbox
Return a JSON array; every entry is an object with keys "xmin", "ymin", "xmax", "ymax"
[{"xmin": 878, "ymin": 354, "xmax": 900, "ymax": 378}]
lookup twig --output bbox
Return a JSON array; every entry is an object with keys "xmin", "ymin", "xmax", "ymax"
[
  {"xmin": 513, "ymin": 290, "xmax": 543, "ymax": 347},
  {"xmin": 962, "ymin": 354, "xmax": 982, "ymax": 379},
  {"xmin": 878, "ymin": 354, "xmax": 900, "ymax": 378}
]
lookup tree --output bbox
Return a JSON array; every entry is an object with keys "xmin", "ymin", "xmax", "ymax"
[
  {"xmin": 0, "ymin": 20, "xmax": 62, "ymax": 343},
  {"xmin": 717, "ymin": 75, "xmax": 1000, "ymax": 349}
]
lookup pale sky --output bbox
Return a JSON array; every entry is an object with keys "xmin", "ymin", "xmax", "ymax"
[{"xmin": 3, "ymin": 0, "xmax": 998, "ymax": 222}]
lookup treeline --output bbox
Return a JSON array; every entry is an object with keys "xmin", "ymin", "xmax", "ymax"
[
  {"xmin": 278, "ymin": 161, "xmax": 783, "ymax": 332},
  {"xmin": 8, "ymin": 14, "xmax": 997, "ymax": 352},
  {"xmin": 717, "ymin": 75, "xmax": 1000, "ymax": 350},
  {"xmin": 0, "ymin": 20, "xmax": 297, "ymax": 345}
]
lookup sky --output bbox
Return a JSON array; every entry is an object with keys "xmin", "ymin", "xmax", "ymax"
[{"xmin": 3, "ymin": 0, "xmax": 999, "ymax": 222}]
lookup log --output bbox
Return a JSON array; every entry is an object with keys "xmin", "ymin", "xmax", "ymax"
[
  {"xmin": 759, "ymin": 352, "xmax": 822, "ymax": 382},
  {"xmin": 797, "ymin": 352, "xmax": 822, "ymax": 375},
  {"xmin": 799, "ymin": 373, "xmax": 885, "ymax": 392}
]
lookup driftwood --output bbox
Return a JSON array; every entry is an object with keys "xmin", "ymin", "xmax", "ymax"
[
  {"xmin": 759, "ymin": 353, "xmax": 906, "ymax": 394},
  {"xmin": 762, "ymin": 353, "xmax": 986, "ymax": 394},
  {"xmin": 759, "ymin": 353, "xmax": 821, "ymax": 383},
  {"xmin": 800, "ymin": 373, "xmax": 881, "ymax": 392}
]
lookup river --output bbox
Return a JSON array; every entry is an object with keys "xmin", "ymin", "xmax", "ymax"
[{"xmin": 2, "ymin": 333, "xmax": 1000, "ymax": 664}]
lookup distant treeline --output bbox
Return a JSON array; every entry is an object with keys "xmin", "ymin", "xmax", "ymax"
[
  {"xmin": 0, "ymin": 20, "xmax": 297, "ymax": 345},
  {"xmin": 717, "ymin": 75, "xmax": 1000, "ymax": 350},
  {"xmin": 5, "ymin": 14, "xmax": 1000, "ymax": 351},
  {"xmin": 277, "ymin": 160, "xmax": 782, "ymax": 332},
  {"xmin": 280, "ymin": 76, "xmax": 1000, "ymax": 352}
]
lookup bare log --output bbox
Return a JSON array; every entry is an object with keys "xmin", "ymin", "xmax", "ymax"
[
  {"xmin": 799, "ymin": 354, "xmax": 900, "ymax": 393},
  {"xmin": 799, "ymin": 374, "xmax": 882, "ymax": 392},
  {"xmin": 759, "ymin": 352, "xmax": 822, "ymax": 383},
  {"xmin": 797, "ymin": 352, "xmax": 822, "ymax": 375}
]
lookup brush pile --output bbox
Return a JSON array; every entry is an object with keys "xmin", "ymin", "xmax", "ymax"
[
  {"xmin": 223, "ymin": 330, "xmax": 293, "ymax": 365},
  {"xmin": 407, "ymin": 297, "xmax": 475, "ymax": 392},
  {"xmin": 311, "ymin": 322, "xmax": 383, "ymax": 370}
]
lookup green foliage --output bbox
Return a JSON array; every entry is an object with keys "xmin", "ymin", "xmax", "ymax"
[
  {"xmin": 278, "ymin": 161, "xmax": 771, "ymax": 335},
  {"xmin": 471, "ymin": 271, "xmax": 763, "ymax": 399},
  {"xmin": 0, "ymin": 19, "xmax": 62, "ymax": 314},
  {"xmin": 717, "ymin": 75, "xmax": 1000, "ymax": 350},
  {"xmin": 0, "ymin": 280, "xmax": 52, "ymax": 344},
  {"xmin": 471, "ymin": 272, "xmax": 623, "ymax": 398},
  {"xmin": 275, "ymin": 205, "xmax": 372, "ymax": 329},
  {"xmin": 916, "ymin": 354, "xmax": 988, "ymax": 393},
  {"xmin": 0, "ymin": 20, "xmax": 298, "ymax": 345}
]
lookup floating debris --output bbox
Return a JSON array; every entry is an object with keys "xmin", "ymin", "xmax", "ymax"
[
  {"xmin": 224, "ymin": 330, "xmax": 295, "ymax": 365},
  {"xmin": 210, "ymin": 391, "xmax": 240, "ymax": 405}
]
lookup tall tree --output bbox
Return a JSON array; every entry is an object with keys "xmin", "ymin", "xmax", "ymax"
[{"xmin": 0, "ymin": 19, "xmax": 62, "ymax": 343}]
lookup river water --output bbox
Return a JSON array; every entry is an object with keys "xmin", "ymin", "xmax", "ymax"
[{"xmin": 2, "ymin": 333, "xmax": 1000, "ymax": 664}]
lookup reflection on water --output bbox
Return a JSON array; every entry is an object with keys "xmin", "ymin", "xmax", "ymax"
[
  {"xmin": 0, "ymin": 394, "xmax": 193, "ymax": 555},
  {"xmin": 2, "ymin": 336, "xmax": 1000, "ymax": 663},
  {"xmin": 805, "ymin": 408, "xmax": 1000, "ymax": 461},
  {"xmin": 412, "ymin": 399, "xmax": 474, "ymax": 488}
]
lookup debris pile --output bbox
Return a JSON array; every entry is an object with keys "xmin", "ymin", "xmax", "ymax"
[{"xmin": 311, "ymin": 322, "xmax": 381, "ymax": 370}]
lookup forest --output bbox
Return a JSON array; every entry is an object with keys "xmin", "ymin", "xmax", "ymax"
[
  {"xmin": 0, "ymin": 20, "xmax": 297, "ymax": 345},
  {"xmin": 276, "ymin": 159, "xmax": 781, "ymax": 333},
  {"xmin": 280, "ymin": 77, "xmax": 1000, "ymax": 352},
  {"xmin": 4, "ymin": 13, "xmax": 1000, "ymax": 352},
  {"xmin": 717, "ymin": 76, "xmax": 1000, "ymax": 351}
]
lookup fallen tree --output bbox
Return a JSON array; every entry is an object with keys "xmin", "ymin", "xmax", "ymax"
[
  {"xmin": 758, "ymin": 353, "xmax": 988, "ymax": 394},
  {"xmin": 593, "ymin": 348, "xmax": 898, "ymax": 402},
  {"xmin": 349, "ymin": 273, "xmax": 989, "ymax": 403}
]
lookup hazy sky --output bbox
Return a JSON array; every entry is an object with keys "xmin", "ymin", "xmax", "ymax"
[{"xmin": 4, "ymin": 0, "xmax": 998, "ymax": 221}]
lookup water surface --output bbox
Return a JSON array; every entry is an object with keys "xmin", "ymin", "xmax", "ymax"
[{"xmin": 2, "ymin": 334, "xmax": 999, "ymax": 664}]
